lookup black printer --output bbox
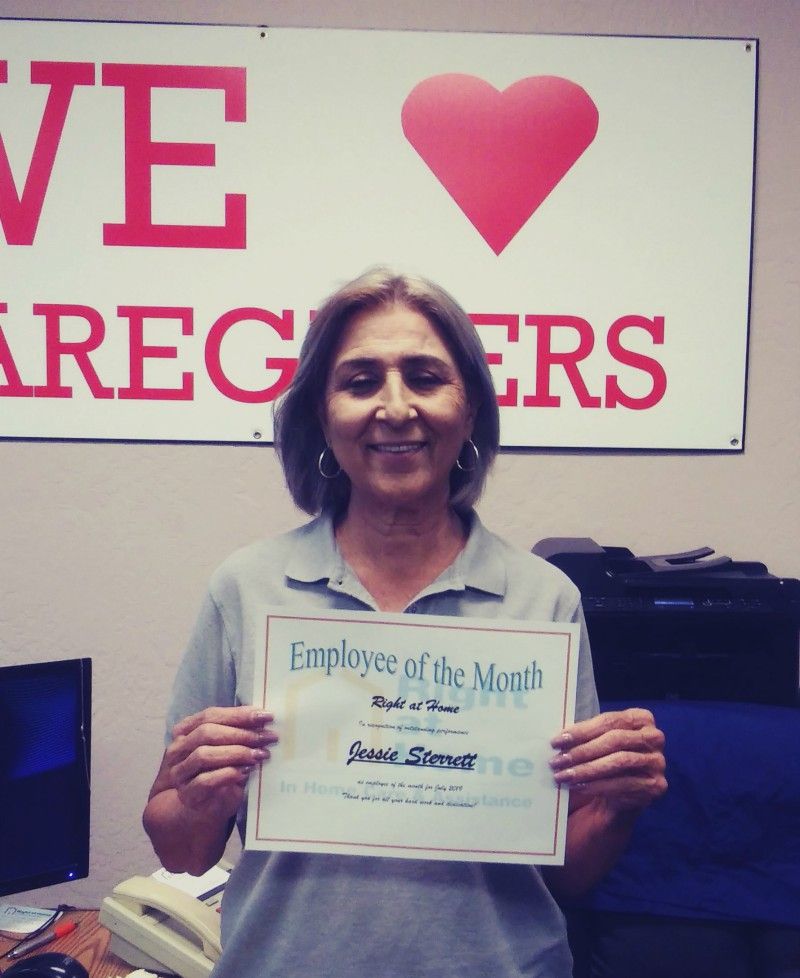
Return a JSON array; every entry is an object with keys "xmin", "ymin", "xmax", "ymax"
[{"xmin": 532, "ymin": 539, "xmax": 800, "ymax": 706}]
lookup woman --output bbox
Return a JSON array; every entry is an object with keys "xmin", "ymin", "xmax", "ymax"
[{"xmin": 143, "ymin": 269, "xmax": 666, "ymax": 978}]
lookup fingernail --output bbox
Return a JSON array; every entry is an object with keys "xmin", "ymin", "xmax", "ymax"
[
  {"xmin": 252, "ymin": 748, "xmax": 269, "ymax": 761},
  {"xmin": 553, "ymin": 768, "xmax": 576, "ymax": 783},
  {"xmin": 252, "ymin": 710, "xmax": 272, "ymax": 723},
  {"xmin": 549, "ymin": 752, "xmax": 571, "ymax": 770},
  {"xmin": 551, "ymin": 732, "xmax": 573, "ymax": 749}
]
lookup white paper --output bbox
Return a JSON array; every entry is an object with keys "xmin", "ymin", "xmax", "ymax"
[
  {"xmin": 0, "ymin": 904, "xmax": 60, "ymax": 935},
  {"xmin": 246, "ymin": 608, "xmax": 578, "ymax": 864}
]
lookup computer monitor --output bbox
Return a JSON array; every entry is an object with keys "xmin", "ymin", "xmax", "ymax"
[{"xmin": 0, "ymin": 658, "xmax": 92, "ymax": 897}]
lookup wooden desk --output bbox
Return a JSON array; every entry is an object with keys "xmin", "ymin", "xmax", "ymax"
[{"xmin": 0, "ymin": 910, "xmax": 133, "ymax": 977}]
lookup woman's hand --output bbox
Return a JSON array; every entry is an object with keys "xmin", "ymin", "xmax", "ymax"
[
  {"xmin": 159, "ymin": 705, "xmax": 278, "ymax": 823},
  {"xmin": 543, "ymin": 710, "xmax": 665, "ymax": 898},
  {"xmin": 143, "ymin": 705, "xmax": 278, "ymax": 875},
  {"xmin": 549, "ymin": 708, "xmax": 667, "ymax": 814}
]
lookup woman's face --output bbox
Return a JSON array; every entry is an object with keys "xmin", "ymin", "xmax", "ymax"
[{"xmin": 322, "ymin": 303, "xmax": 475, "ymax": 515}]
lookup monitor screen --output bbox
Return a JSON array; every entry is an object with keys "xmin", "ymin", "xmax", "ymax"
[{"xmin": 0, "ymin": 658, "xmax": 91, "ymax": 897}]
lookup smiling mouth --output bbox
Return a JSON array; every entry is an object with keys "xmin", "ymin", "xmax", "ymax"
[{"xmin": 369, "ymin": 442, "xmax": 426, "ymax": 454}]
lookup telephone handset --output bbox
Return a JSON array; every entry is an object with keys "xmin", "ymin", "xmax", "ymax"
[{"xmin": 99, "ymin": 863, "xmax": 230, "ymax": 978}]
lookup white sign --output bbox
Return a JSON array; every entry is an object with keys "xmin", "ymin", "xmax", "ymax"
[
  {"xmin": 0, "ymin": 22, "xmax": 756, "ymax": 448},
  {"xmin": 245, "ymin": 609, "xmax": 579, "ymax": 864}
]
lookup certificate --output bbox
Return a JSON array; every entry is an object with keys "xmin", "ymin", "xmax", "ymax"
[{"xmin": 245, "ymin": 608, "xmax": 578, "ymax": 864}]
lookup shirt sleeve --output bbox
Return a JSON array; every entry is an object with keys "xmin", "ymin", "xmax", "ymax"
[
  {"xmin": 572, "ymin": 601, "xmax": 600, "ymax": 722},
  {"xmin": 164, "ymin": 590, "xmax": 238, "ymax": 745}
]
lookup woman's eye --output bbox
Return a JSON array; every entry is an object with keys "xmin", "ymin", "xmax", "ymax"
[
  {"xmin": 409, "ymin": 373, "xmax": 443, "ymax": 389},
  {"xmin": 345, "ymin": 375, "xmax": 378, "ymax": 393}
]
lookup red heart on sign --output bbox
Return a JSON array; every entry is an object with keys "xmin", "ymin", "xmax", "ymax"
[{"xmin": 401, "ymin": 74, "xmax": 599, "ymax": 255}]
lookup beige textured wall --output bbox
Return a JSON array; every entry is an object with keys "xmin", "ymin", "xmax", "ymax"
[{"xmin": 1, "ymin": 0, "xmax": 797, "ymax": 909}]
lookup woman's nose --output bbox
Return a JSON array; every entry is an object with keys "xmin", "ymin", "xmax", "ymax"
[{"xmin": 376, "ymin": 375, "xmax": 417, "ymax": 424}]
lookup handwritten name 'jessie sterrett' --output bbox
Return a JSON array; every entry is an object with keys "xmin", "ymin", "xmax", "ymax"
[{"xmin": 347, "ymin": 739, "xmax": 478, "ymax": 771}]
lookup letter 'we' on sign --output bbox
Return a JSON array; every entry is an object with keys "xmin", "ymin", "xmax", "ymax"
[{"xmin": 0, "ymin": 21, "xmax": 756, "ymax": 449}]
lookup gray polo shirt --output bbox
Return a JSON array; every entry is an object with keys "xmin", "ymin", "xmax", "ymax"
[{"xmin": 167, "ymin": 513, "xmax": 598, "ymax": 978}]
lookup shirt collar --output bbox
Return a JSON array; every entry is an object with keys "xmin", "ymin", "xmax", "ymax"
[
  {"xmin": 285, "ymin": 515, "xmax": 344, "ymax": 584},
  {"xmin": 286, "ymin": 511, "xmax": 506, "ymax": 599},
  {"xmin": 453, "ymin": 511, "xmax": 506, "ymax": 597}
]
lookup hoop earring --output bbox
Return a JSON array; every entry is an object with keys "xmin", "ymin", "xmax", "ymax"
[
  {"xmin": 455, "ymin": 438, "xmax": 479, "ymax": 473},
  {"xmin": 318, "ymin": 446, "xmax": 342, "ymax": 479}
]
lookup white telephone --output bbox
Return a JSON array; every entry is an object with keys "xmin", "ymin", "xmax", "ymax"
[{"xmin": 99, "ymin": 862, "xmax": 231, "ymax": 978}]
